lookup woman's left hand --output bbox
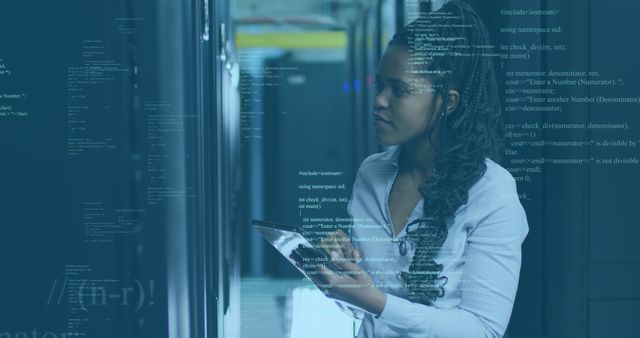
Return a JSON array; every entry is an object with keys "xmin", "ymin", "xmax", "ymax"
[{"xmin": 292, "ymin": 249, "xmax": 387, "ymax": 316}]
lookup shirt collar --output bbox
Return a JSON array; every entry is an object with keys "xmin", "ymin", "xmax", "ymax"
[{"xmin": 376, "ymin": 146, "xmax": 401, "ymax": 167}]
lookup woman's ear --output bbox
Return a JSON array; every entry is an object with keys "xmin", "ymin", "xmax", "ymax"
[{"xmin": 445, "ymin": 89, "xmax": 460, "ymax": 114}]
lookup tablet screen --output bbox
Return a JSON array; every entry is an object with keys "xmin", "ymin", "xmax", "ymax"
[
  {"xmin": 252, "ymin": 220, "xmax": 343, "ymax": 276},
  {"xmin": 252, "ymin": 220, "xmax": 368, "ymax": 315}
]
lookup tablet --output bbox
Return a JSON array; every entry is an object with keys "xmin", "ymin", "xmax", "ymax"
[
  {"xmin": 252, "ymin": 219, "xmax": 345, "ymax": 275},
  {"xmin": 252, "ymin": 219, "xmax": 368, "ymax": 315}
]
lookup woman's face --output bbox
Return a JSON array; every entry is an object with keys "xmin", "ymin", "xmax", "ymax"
[{"xmin": 373, "ymin": 44, "xmax": 442, "ymax": 146}]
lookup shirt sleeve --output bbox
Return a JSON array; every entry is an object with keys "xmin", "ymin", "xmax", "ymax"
[
  {"xmin": 375, "ymin": 177, "xmax": 530, "ymax": 338},
  {"xmin": 333, "ymin": 164, "xmax": 366, "ymax": 319},
  {"xmin": 345, "ymin": 158, "xmax": 365, "ymax": 245}
]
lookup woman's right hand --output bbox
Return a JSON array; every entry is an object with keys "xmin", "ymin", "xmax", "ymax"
[{"xmin": 319, "ymin": 229, "xmax": 363, "ymax": 262}]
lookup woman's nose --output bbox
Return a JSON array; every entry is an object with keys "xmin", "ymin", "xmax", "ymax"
[{"xmin": 373, "ymin": 89, "xmax": 389, "ymax": 111}]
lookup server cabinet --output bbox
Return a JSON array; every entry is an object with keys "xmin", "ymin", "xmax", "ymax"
[{"xmin": 0, "ymin": 0, "xmax": 235, "ymax": 337}]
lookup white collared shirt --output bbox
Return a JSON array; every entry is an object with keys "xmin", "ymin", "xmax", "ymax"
[{"xmin": 347, "ymin": 146, "xmax": 529, "ymax": 338}]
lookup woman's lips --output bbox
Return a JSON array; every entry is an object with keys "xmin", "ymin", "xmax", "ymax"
[{"xmin": 374, "ymin": 115, "xmax": 392, "ymax": 129}]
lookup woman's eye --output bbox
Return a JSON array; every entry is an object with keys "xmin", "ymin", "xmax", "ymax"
[
  {"xmin": 373, "ymin": 81, "xmax": 409, "ymax": 97},
  {"xmin": 393, "ymin": 87, "xmax": 410, "ymax": 97},
  {"xmin": 374, "ymin": 81, "xmax": 384, "ymax": 92}
]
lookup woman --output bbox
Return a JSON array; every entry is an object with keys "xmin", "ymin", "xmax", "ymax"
[{"xmin": 295, "ymin": 1, "xmax": 529, "ymax": 337}]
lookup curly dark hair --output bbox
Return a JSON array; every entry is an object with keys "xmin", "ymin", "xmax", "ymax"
[{"xmin": 389, "ymin": 0, "xmax": 505, "ymax": 305}]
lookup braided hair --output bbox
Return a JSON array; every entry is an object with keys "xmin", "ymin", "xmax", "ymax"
[{"xmin": 389, "ymin": 1, "xmax": 505, "ymax": 305}]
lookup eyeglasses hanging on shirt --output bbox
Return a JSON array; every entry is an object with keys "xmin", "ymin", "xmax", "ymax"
[
  {"xmin": 392, "ymin": 236, "xmax": 409, "ymax": 256},
  {"xmin": 393, "ymin": 219, "xmax": 425, "ymax": 256}
]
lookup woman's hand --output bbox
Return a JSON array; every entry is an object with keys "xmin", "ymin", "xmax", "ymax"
[
  {"xmin": 318, "ymin": 260, "xmax": 387, "ymax": 316},
  {"xmin": 290, "ymin": 246, "xmax": 386, "ymax": 316},
  {"xmin": 319, "ymin": 229, "xmax": 363, "ymax": 262}
]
